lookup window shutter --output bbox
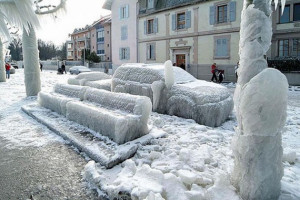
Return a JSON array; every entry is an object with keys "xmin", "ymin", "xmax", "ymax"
[
  {"xmin": 126, "ymin": 47, "xmax": 130, "ymax": 60},
  {"xmin": 146, "ymin": 44, "xmax": 150, "ymax": 59},
  {"xmin": 152, "ymin": 44, "xmax": 156, "ymax": 59},
  {"xmin": 223, "ymin": 39, "xmax": 228, "ymax": 56},
  {"xmin": 172, "ymin": 14, "xmax": 176, "ymax": 30},
  {"xmin": 144, "ymin": 20, "xmax": 147, "ymax": 34},
  {"xmin": 126, "ymin": 4, "xmax": 129, "ymax": 18},
  {"xmin": 186, "ymin": 11, "xmax": 191, "ymax": 28},
  {"xmin": 229, "ymin": 1, "xmax": 236, "ymax": 22},
  {"xmin": 209, "ymin": 6, "xmax": 215, "ymax": 25},
  {"xmin": 119, "ymin": 7, "xmax": 122, "ymax": 19},
  {"xmin": 119, "ymin": 48, "xmax": 122, "ymax": 60},
  {"xmin": 154, "ymin": 18, "xmax": 158, "ymax": 33}
]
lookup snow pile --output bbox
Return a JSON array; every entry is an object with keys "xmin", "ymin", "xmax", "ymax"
[
  {"xmin": 67, "ymin": 88, "xmax": 152, "ymax": 144},
  {"xmin": 112, "ymin": 63, "xmax": 233, "ymax": 127},
  {"xmin": 68, "ymin": 72, "xmax": 111, "ymax": 87}
]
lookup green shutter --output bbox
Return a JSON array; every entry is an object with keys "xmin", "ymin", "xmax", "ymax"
[
  {"xmin": 154, "ymin": 18, "xmax": 158, "ymax": 33},
  {"xmin": 186, "ymin": 11, "xmax": 191, "ymax": 28},
  {"xmin": 144, "ymin": 20, "xmax": 147, "ymax": 34},
  {"xmin": 210, "ymin": 6, "xmax": 215, "ymax": 25},
  {"xmin": 126, "ymin": 4, "xmax": 129, "ymax": 18},
  {"xmin": 172, "ymin": 14, "xmax": 176, "ymax": 30},
  {"xmin": 229, "ymin": 1, "xmax": 236, "ymax": 22}
]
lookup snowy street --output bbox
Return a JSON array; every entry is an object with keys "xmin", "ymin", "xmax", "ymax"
[
  {"xmin": 0, "ymin": 69, "xmax": 299, "ymax": 199},
  {"xmin": 0, "ymin": 70, "xmax": 98, "ymax": 199}
]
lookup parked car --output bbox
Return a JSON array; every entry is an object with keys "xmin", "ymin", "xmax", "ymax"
[
  {"xmin": 69, "ymin": 66, "xmax": 92, "ymax": 75},
  {"xmin": 112, "ymin": 63, "xmax": 233, "ymax": 127},
  {"xmin": 10, "ymin": 62, "xmax": 18, "ymax": 69}
]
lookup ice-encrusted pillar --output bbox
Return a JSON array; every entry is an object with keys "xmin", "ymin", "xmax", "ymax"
[
  {"xmin": 0, "ymin": 38, "xmax": 5, "ymax": 82},
  {"xmin": 232, "ymin": 0, "xmax": 288, "ymax": 199},
  {"xmin": 22, "ymin": 25, "xmax": 41, "ymax": 96}
]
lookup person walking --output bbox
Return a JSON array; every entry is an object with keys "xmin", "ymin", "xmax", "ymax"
[
  {"xmin": 211, "ymin": 63, "xmax": 218, "ymax": 82},
  {"xmin": 61, "ymin": 62, "xmax": 66, "ymax": 74},
  {"xmin": 5, "ymin": 62, "xmax": 11, "ymax": 79},
  {"xmin": 40, "ymin": 62, "xmax": 43, "ymax": 72}
]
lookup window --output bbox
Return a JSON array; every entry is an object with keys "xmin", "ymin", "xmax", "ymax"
[
  {"xmin": 147, "ymin": 0, "xmax": 154, "ymax": 9},
  {"xmin": 217, "ymin": 5, "xmax": 228, "ymax": 23},
  {"xmin": 67, "ymin": 51, "xmax": 73, "ymax": 57},
  {"xmin": 215, "ymin": 38, "xmax": 229, "ymax": 58},
  {"xmin": 294, "ymin": 3, "xmax": 300, "ymax": 21},
  {"xmin": 97, "ymin": 29, "xmax": 104, "ymax": 42},
  {"xmin": 147, "ymin": 43, "xmax": 155, "ymax": 60},
  {"xmin": 107, "ymin": 44, "xmax": 109, "ymax": 47},
  {"xmin": 278, "ymin": 39, "xmax": 289, "ymax": 57},
  {"xmin": 67, "ymin": 43, "xmax": 72, "ymax": 49},
  {"xmin": 292, "ymin": 39, "xmax": 300, "ymax": 57},
  {"xmin": 121, "ymin": 26, "xmax": 128, "ymax": 40},
  {"xmin": 120, "ymin": 5, "xmax": 129, "ymax": 19},
  {"xmin": 97, "ymin": 43, "xmax": 105, "ymax": 55},
  {"xmin": 120, "ymin": 48, "xmax": 130, "ymax": 60},
  {"xmin": 279, "ymin": 5, "xmax": 290, "ymax": 23},
  {"xmin": 147, "ymin": 19, "xmax": 154, "ymax": 34},
  {"xmin": 177, "ymin": 12, "xmax": 186, "ymax": 30}
]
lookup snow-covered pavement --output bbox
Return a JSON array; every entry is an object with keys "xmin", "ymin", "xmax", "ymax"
[
  {"xmin": 0, "ymin": 69, "xmax": 299, "ymax": 199},
  {"xmin": 0, "ymin": 70, "xmax": 97, "ymax": 199}
]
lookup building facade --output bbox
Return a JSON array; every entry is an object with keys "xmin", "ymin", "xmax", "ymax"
[
  {"xmin": 67, "ymin": 26, "xmax": 91, "ymax": 61},
  {"xmin": 268, "ymin": 0, "xmax": 300, "ymax": 59},
  {"xmin": 103, "ymin": 0, "xmax": 139, "ymax": 69},
  {"xmin": 67, "ymin": 15, "xmax": 112, "ymax": 62},
  {"xmin": 138, "ymin": 0, "xmax": 240, "ymax": 81}
]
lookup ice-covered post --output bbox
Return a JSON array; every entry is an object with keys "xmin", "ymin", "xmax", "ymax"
[
  {"xmin": 0, "ymin": 37, "xmax": 5, "ymax": 82},
  {"xmin": 22, "ymin": 25, "xmax": 41, "ymax": 96},
  {"xmin": 232, "ymin": 0, "xmax": 288, "ymax": 199},
  {"xmin": 164, "ymin": 60, "xmax": 174, "ymax": 89}
]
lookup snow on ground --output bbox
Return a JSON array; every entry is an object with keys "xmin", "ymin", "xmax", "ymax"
[
  {"xmin": 1, "ymin": 69, "xmax": 299, "ymax": 199},
  {"xmin": 0, "ymin": 69, "xmax": 67, "ymax": 148}
]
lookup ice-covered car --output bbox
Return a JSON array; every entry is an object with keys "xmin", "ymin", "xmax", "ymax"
[
  {"xmin": 112, "ymin": 62, "xmax": 233, "ymax": 127},
  {"xmin": 67, "ymin": 72, "xmax": 111, "ymax": 91},
  {"xmin": 9, "ymin": 65, "xmax": 16, "ymax": 74},
  {"xmin": 69, "ymin": 66, "xmax": 92, "ymax": 75}
]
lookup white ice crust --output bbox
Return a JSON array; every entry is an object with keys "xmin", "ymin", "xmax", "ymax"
[
  {"xmin": 38, "ymin": 84, "xmax": 152, "ymax": 144},
  {"xmin": 112, "ymin": 62, "xmax": 233, "ymax": 127},
  {"xmin": 68, "ymin": 72, "xmax": 111, "ymax": 91}
]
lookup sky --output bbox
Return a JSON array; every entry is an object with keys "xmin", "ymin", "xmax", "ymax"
[{"xmin": 36, "ymin": 0, "xmax": 111, "ymax": 46}]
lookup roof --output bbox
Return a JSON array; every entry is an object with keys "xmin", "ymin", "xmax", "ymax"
[{"xmin": 102, "ymin": 0, "xmax": 113, "ymax": 10}]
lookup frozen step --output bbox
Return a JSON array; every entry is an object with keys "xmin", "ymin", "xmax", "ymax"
[{"xmin": 22, "ymin": 104, "xmax": 165, "ymax": 169}]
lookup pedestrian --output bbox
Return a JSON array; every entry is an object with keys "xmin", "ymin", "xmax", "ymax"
[
  {"xmin": 5, "ymin": 62, "xmax": 10, "ymax": 79},
  {"xmin": 235, "ymin": 61, "xmax": 239, "ymax": 81},
  {"xmin": 61, "ymin": 62, "xmax": 66, "ymax": 74},
  {"xmin": 211, "ymin": 63, "xmax": 218, "ymax": 82},
  {"xmin": 40, "ymin": 62, "xmax": 43, "ymax": 72}
]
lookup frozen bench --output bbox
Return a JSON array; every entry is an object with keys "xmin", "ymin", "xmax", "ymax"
[{"xmin": 38, "ymin": 84, "xmax": 152, "ymax": 144}]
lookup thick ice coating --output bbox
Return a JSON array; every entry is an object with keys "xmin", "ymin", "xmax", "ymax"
[
  {"xmin": 112, "ymin": 62, "xmax": 233, "ymax": 127},
  {"xmin": 38, "ymin": 84, "xmax": 152, "ymax": 144},
  {"xmin": 68, "ymin": 72, "xmax": 111, "ymax": 89},
  {"xmin": 67, "ymin": 88, "xmax": 152, "ymax": 144}
]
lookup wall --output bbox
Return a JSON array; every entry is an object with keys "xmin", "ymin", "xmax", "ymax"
[
  {"xmin": 104, "ymin": 23, "xmax": 112, "ymax": 62},
  {"xmin": 90, "ymin": 27, "xmax": 97, "ymax": 54},
  {"xmin": 111, "ymin": 0, "xmax": 138, "ymax": 67}
]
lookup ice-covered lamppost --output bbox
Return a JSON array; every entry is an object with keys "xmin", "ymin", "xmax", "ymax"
[
  {"xmin": 232, "ymin": 0, "xmax": 288, "ymax": 199},
  {"xmin": 0, "ymin": 37, "xmax": 5, "ymax": 82}
]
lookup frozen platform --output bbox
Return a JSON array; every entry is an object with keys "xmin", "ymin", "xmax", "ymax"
[{"xmin": 22, "ymin": 104, "xmax": 165, "ymax": 169}]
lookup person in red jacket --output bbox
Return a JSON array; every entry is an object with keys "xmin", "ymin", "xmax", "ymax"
[
  {"xmin": 211, "ymin": 63, "xmax": 218, "ymax": 82},
  {"xmin": 5, "ymin": 62, "xmax": 11, "ymax": 79}
]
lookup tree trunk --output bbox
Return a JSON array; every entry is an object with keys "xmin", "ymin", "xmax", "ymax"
[
  {"xmin": 22, "ymin": 25, "xmax": 41, "ymax": 96},
  {"xmin": 0, "ymin": 38, "xmax": 6, "ymax": 82}
]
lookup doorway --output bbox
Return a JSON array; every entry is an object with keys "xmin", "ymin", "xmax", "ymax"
[{"xmin": 176, "ymin": 54, "xmax": 186, "ymax": 70}]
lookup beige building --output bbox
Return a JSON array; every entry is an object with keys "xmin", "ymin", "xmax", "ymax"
[
  {"xmin": 138, "ymin": 0, "xmax": 240, "ymax": 81},
  {"xmin": 268, "ymin": 0, "xmax": 300, "ymax": 59},
  {"xmin": 67, "ymin": 26, "xmax": 91, "ymax": 61}
]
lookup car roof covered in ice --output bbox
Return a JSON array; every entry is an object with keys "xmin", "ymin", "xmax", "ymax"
[{"xmin": 114, "ymin": 63, "xmax": 196, "ymax": 84}]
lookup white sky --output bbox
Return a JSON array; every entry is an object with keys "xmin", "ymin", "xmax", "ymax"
[{"xmin": 36, "ymin": 0, "xmax": 111, "ymax": 46}]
